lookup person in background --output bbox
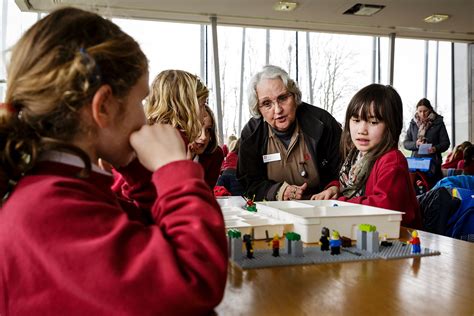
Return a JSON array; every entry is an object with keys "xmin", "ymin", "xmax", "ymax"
[
  {"xmin": 458, "ymin": 145, "xmax": 474, "ymax": 175},
  {"xmin": 0, "ymin": 7, "xmax": 227, "ymax": 314},
  {"xmin": 312, "ymin": 84, "xmax": 421, "ymax": 228},
  {"xmin": 403, "ymin": 98, "xmax": 450, "ymax": 184},
  {"xmin": 112, "ymin": 69, "xmax": 207, "ymax": 204},
  {"xmin": 442, "ymin": 141, "xmax": 471, "ymax": 169},
  {"xmin": 222, "ymin": 134, "xmax": 237, "ymax": 157},
  {"xmin": 237, "ymin": 65, "xmax": 342, "ymax": 201},
  {"xmin": 189, "ymin": 105, "xmax": 224, "ymax": 188},
  {"xmin": 217, "ymin": 138, "xmax": 245, "ymax": 195},
  {"xmin": 146, "ymin": 69, "xmax": 207, "ymax": 146}
]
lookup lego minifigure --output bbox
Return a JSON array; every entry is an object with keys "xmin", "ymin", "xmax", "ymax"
[
  {"xmin": 330, "ymin": 230, "xmax": 342, "ymax": 255},
  {"xmin": 320, "ymin": 227, "xmax": 330, "ymax": 251},
  {"xmin": 272, "ymin": 234, "xmax": 280, "ymax": 257},
  {"xmin": 408, "ymin": 230, "xmax": 421, "ymax": 254},
  {"xmin": 243, "ymin": 234, "xmax": 254, "ymax": 258},
  {"xmin": 246, "ymin": 195, "xmax": 257, "ymax": 212},
  {"xmin": 380, "ymin": 234, "xmax": 393, "ymax": 247}
]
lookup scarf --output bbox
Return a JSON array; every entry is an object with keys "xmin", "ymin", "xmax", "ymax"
[
  {"xmin": 339, "ymin": 149, "xmax": 371, "ymax": 198},
  {"xmin": 271, "ymin": 121, "xmax": 296, "ymax": 149},
  {"xmin": 415, "ymin": 112, "xmax": 436, "ymax": 141}
]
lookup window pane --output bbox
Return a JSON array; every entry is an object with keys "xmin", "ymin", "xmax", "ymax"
[
  {"xmin": 1, "ymin": 2, "xmax": 40, "ymax": 100},
  {"xmin": 268, "ymin": 29, "xmax": 296, "ymax": 78},
  {"xmin": 298, "ymin": 33, "xmax": 375, "ymax": 123},
  {"xmin": 113, "ymin": 18, "xmax": 201, "ymax": 83},
  {"xmin": 394, "ymin": 38, "xmax": 452, "ymax": 150},
  {"xmin": 208, "ymin": 26, "xmax": 267, "ymax": 140}
]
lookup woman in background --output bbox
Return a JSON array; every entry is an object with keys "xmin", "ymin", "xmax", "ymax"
[{"xmin": 403, "ymin": 98, "xmax": 450, "ymax": 184}]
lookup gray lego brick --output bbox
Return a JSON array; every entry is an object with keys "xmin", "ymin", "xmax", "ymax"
[
  {"xmin": 377, "ymin": 240, "xmax": 441, "ymax": 259},
  {"xmin": 230, "ymin": 240, "xmax": 441, "ymax": 269}
]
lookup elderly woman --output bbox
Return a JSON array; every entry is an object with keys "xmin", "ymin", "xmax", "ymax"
[
  {"xmin": 237, "ymin": 65, "xmax": 342, "ymax": 201},
  {"xmin": 403, "ymin": 98, "xmax": 450, "ymax": 183}
]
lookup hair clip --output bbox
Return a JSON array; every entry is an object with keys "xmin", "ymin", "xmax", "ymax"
[{"xmin": 78, "ymin": 47, "xmax": 102, "ymax": 85}]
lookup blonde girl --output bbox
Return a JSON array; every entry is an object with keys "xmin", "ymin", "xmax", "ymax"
[{"xmin": 145, "ymin": 70, "xmax": 208, "ymax": 144}]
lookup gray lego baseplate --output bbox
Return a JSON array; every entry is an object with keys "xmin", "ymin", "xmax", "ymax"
[{"xmin": 230, "ymin": 240, "xmax": 441, "ymax": 269}]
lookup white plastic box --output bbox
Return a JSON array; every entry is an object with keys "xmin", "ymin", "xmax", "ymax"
[
  {"xmin": 256, "ymin": 200, "xmax": 403, "ymax": 243},
  {"xmin": 218, "ymin": 197, "xmax": 289, "ymax": 239}
]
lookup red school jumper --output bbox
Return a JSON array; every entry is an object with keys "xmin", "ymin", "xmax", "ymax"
[
  {"xmin": 334, "ymin": 149, "xmax": 422, "ymax": 229},
  {"xmin": 0, "ymin": 153, "xmax": 227, "ymax": 315}
]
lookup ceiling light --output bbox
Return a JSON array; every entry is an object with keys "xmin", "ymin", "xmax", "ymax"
[
  {"xmin": 273, "ymin": 1, "xmax": 298, "ymax": 12},
  {"xmin": 424, "ymin": 14, "xmax": 450, "ymax": 23},
  {"xmin": 343, "ymin": 3, "xmax": 385, "ymax": 16}
]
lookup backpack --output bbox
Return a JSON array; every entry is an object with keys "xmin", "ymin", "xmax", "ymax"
[
  {"xmin": 417, "ymin": 187, "xmax": 460, "ymax": 235},
  {"xmin": 446, "ymin": 188, "xmax": 474, "ymax": 242}
]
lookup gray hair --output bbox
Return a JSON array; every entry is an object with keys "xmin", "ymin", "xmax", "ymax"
[{"xmin": 247, "ymin": 65, "xmax": 302, "ymax": 118}]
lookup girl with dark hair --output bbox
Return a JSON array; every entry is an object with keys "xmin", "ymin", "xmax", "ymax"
[
  {"xmin": 0, "ymin": 7, "xmax": 227, "ymax": 314},
  {"xmin": 403, "ymin": 97, "xmax": 450, "ymax": 183},
  {"xmin": 312, "ymin": 84, "xmax": 421, "ymax": 228}
]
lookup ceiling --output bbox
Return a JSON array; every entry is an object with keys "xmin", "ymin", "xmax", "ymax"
[{"xmin": 15, "ymin": 0, "xmax": 474, "ymax": 42}]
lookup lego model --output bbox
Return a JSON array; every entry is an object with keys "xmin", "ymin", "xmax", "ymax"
[
  {"xmin": 222, "ymin": 199, "xmax": 440, "ymax": 270},
  {"xmin": 271, "ymin": 234, "xmax": 280, "ymax": 257},
  {"xmin": 227, "ymin": 229, "xmax": 242, "ymax": 261},
  {"xmin": 320, "ymin": 227, "xmax": 330, "ymax": 251},
  {"xmin": 340, "ymin": 236, "xmax": 352, "ymax": 248},
  {"xmin": 408, "ymin": 230, "xmax": 421, "ymax": 254},
  {"xmin": 243, "ymin": 234, "xmax": 254, "ymax": 258},
  {"xmin": 380, "ymin": 234, "xmax": 393, "ymax": 247},
  {"xmin": 285, "ymin": 232, "xmax": 303, "ymax": 257},
  {"xmin": 356, "ymin": 224, "xmax": 379, "ymax": 253},
  {"xmin": 330, "ymin": 230, "xmax": 342, "ymax": 255}
]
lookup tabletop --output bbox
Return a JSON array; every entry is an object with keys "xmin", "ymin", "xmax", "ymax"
[{"xmin": 215, "ymin": 228, "xmax": 474, "ymax": 315}]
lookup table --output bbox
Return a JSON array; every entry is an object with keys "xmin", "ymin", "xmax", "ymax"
[{"xmin": 215, "ymin": 228, "xmax": 474, "ymax": 315}]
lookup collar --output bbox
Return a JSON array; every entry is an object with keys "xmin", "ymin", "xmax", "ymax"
[{"xmin": 39, "ymin": 150, "xmax": 112, "ymax": 176}]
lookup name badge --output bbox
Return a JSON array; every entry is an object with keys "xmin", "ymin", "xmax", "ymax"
[{"xmin": 262, "ymin": 153, "xmax": 281, "ymax": 163}]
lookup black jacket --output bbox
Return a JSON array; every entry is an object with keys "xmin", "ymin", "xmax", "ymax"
[{"xmin": 237, "ymin": 102, "xmax": 342, "ymax": 201}]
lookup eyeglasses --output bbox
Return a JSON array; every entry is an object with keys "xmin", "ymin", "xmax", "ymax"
[{"xmin": 258, "ymin": 92, "xmax": 293, "ymax": 112}]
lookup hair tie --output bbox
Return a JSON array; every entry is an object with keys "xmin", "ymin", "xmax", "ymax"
[{"xmin": 0, "ymin": 102, "xmax": 16, "ymax": 114}]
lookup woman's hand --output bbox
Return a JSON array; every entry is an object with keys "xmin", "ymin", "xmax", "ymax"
[
  {"xmin": 310, "ymin": 186, "xmax": 339, "ymax": 200},
  {"xmin": 130, "ymin": 124, "xmax": 187, "ymax": 172},
  {"xmin": 283, "ymin": 183, "xmax": 307, "ymax": 200}
]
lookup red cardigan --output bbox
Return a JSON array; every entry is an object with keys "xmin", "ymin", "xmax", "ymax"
[
  {"xmin": 334, "ymin": 149, "xmax": 421, "ymax": 229},
  {"xmin": 0, "ymin": 158, "xmax": 227, "ymax": 315}
]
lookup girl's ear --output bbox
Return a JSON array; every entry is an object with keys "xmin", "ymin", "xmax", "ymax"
[{"xmin": 91, "ymin": 85, "xmax": 114, "ymax": 128}]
